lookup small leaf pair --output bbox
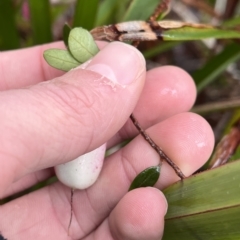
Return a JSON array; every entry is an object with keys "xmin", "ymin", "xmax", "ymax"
[{"xmin": 43, "ymin": 24, "xmax": 99, "ymax": 72}]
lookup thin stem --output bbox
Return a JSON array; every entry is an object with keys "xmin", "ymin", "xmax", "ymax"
[
  {"xmin": 130, "ymin": 114, "xmax": 185, "ymax": 179},
  {"xmin": 68, "ymin": 188, "xmax": 75, "ymax": 236},
  {"xmin": 191, "ymin": 98, "xmax": 240, "ymax": 115}
]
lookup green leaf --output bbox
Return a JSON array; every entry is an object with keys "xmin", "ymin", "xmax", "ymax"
[
  {"xmin": 73, "ymin": 0, "xmax": 99, "ymax": 30},
  {"xmin": 43, "ymin": 49, "xmax": 80, "ymax": 72},
  {"xmin": 68, "ymin": 27, "xmax": 99, "ymax": 63},
  {"xmin": 224, "ymin": 110, "xmax": 240, "ymax": 135},
  {"xmin": 230, "ymin": 146, "xmax": 240, "ymax": 162},
  {"xmin": 122, "ymin": 0, "xmax": 160, "ymax": 21},
  {"xmin": 161, "ymin": 27, "xmax": 240, "ymax": 41},
  {"xmin": 143, "ymin": 41, "xmax": 180, "ymax": 59},
  {"xmin": 95, "ymin": 0, "xmax": 119, "ymax": 26},
  {"xmin": 28, "ymin": 0, "xmax": 52, "ymax": 44},
  {"xmin": 223, "ymin": 16, "xmax": 240, "ymax": 28},
  {"xmin": 129, "ymin": 165, "xmax": 160, "ymax": 191},
  {"xmin": 193, "ymin": 43, "xmax": 240, "ymax": 93},
  {"xmin": 63, "ymin": 23, "xmax": 72, "ymax": 47},
  {"xmin": 114, "ymin": 0, "xmax": 132, "ymax": 23},
  {"xmin": 0, "ymin": 0, "xmax": 20, "ymax": 50},
  {"xmin": 162, "ymin": 160, "xmax": 240, "ymax": 239}
]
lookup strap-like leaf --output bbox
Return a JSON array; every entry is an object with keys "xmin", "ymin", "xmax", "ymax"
[
  {"xmin": 73, "ymin": 0, "xmax": 99, "ymax": 30},
  {"xmin": 28, "ymin": 0, "xmax": 52, "ymax": 44},
  {"xmin": 122, "ymin": 0, "xmax": 160, "ymax": 21},
  {"xmin": 193, "ymin": 43, "xmax": 240, "ymax": 93},
  {"xmin": 163, "ymin": 160, "xmax": 240, "ymax": 239},
  {"xmin": 0, "ymin": 1, "xmax": 20, "ymax": 50},
  {"xmin": 161, "ymin": 26, "xmax": 240, "ymax": 41}
]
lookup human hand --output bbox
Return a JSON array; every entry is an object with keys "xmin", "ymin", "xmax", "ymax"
[{"xmin": 0, "ymin": 42, "xmax": 214, "ymax": 240}]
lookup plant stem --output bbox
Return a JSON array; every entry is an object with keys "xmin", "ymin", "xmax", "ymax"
[
  {"xmin": 192, "ymin": 98, "xmax": 240, "ymax": 115},
  {"xmin": 68, "ymin": 188, "xmax": 75, "ymax": 236},
  {"xmin": 130, "ymin": 114, "xmax": 185, "ymax": 180}
]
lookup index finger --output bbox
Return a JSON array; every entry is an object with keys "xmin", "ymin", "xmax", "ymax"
[
  {"xmin": 0, "ymin": 41, "xmax": 108, "ymax": 91},
  {"xmin": 0, "ymin": 42, "xmax": 65, "ymax": 90}
]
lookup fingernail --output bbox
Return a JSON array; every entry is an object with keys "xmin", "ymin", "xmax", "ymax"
[{"xmin": 86, "ymin": 42, "xmax": 145, "ymax": 85}]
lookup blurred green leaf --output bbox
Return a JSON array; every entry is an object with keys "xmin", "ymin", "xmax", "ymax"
[
  {"xmin": 224, "ymin": 110, "xmax": 240, "ymax": 134},
  {"xmin": 122, "ymin": 0, "xmax": 160, "ymax": 21},
  {"xmin": 28, "ymin": 0, "xmax": 52, "ymax": 44},
  {"xmin": 191, "ymin": 99, "xmax": 240, "ymax": 115},
  {"xmin": 68, "ymin": 27, "xmax": 99, "ymax": 63},
  {"xmin": 192, "ymin": 43, "xmax": 240, "ymax": 93},
  {"xmin": 129, "ymin": 165, "xmax": 160, "ymax": 191},
  {"xmin": 114, "ymin": 0, "xmax": 131, "ymax": 23},
  {"xmin": 73, "ymin": 0, "xmax": 99, "ymax": 29},
  {"xmin": 230, "ymin": 146, "xmax": 240, "ymax": 162},
  {"xmin": 63, "ymin": 23, "xmax": 71, "ymax": 47},
  {"xmin": 223, "ymin": 16, "xmax": 240, "ymax": 28},
  {"xmin": 95, "ymin": 0, "xmax": 119, "ymax": 26},
  {"xmin": 161, "ymin": 26, "xmax": 240, "ymax": 41},
  {"xmin": 143, "ymin": 41, "xmax": 180, "ymax": 58},
  {"xmin": 163, "ymin": 160, "xmax": 240, "ymax": 239},
  {"xmin": 43, "ymin": 49, "xmax": 80, "ymax": 72},
  {"xmin": 0, "ymin": 0, "xmax": 20, "ymax": 50}
]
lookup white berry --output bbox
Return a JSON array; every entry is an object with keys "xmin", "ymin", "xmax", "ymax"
[{"xmin": 54, "ymin": 144, "xmax": 106, "ymax": 189}]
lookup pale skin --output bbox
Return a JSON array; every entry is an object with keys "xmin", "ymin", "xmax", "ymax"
[{"xmin": 0, "ymin": 41, "xmax": 214, "ymax": 240}]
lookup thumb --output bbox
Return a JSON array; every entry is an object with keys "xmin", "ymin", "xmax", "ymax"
[
  {"xmin": 0, "ymin": 42, "xmax": 146, "ymax": 194},
  {"xmin": 62, "ymin": 41, "xmax": 146, "ymax": 151}
]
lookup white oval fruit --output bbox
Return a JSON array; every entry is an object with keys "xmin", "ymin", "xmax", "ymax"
[{"xmin": 54, "ymin": 144, "xmax": 106, "ymax": 189}]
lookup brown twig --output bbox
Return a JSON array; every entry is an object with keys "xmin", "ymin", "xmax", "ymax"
[
  {"xmin": 130, "ymin": 114, "xmax": 185, "ymax": 179},
  {"xmin": 149, "ymin": 0, "xmax": 171, "ymax": 21}
]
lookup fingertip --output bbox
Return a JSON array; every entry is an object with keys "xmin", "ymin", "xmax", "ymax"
[
  {"xmin": 177, "ymin": 112, "xmax": 215, "ymax": 175},
  {"xmin": 133, "ymin": 65, "xmax": 197, "ymax": 127},
  {"xmin": 109, "ymin": 187, "xmax": 167, "ymax": 240},
  {"xmin": 158, "ymin": 112, "xmax": 215, "ymax": 187},
  {"xmin": 149, "ymin": 65, "xmax": 197, "ymax": 109}
]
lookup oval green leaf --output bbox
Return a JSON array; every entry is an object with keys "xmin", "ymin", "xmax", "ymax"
[
  {"xmin": 43, "ymin": 49, "xmax": 80, "ymax": 72},
  {"xmin": 68, "ymin": 27, "xmax": 99, "ymax": 63},
  {"xmin": 129, "ymin": 165, "xmax": 160, "ymax": 191},
  {"xmin": 162, "ymin": 160, "xmax": 240, "ymax": 239}
]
